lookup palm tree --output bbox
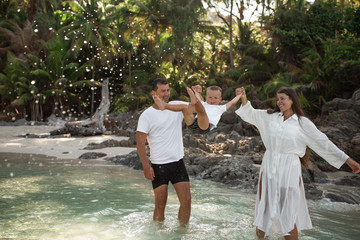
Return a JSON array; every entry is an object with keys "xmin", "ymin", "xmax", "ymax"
[
  {"xmin": 0, "ymin": 0, "xmax": 28, "ymax": 26},
  {"xmin": 130, "ymin": 0, "xmax": 170, "ymax": 51},
  {"xmin": 60, "ymin": 0, "xmax": 119, "ymax": 115},
  {"xmin": 205, "ymin": 0, "xmax": 246, "ymax": 69},
  {"xmin": 0, "ymin": 17, "xmax": 45, "ymax": 120},
  {"xmin": 37, "ymin": 34, "xmax": 94, "ymax": 119},
  {"xmin": 0, "ymin": 19, "xmax": 40, "ymax": 60},
  {"xmin": 0, "ymin": 53, "xmax": 48, "ymax": 121}
]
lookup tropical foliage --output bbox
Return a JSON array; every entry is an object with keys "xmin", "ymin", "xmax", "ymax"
[{"xmin": 0, "ymin": 0, "xmax": 359, "ymax": 121}]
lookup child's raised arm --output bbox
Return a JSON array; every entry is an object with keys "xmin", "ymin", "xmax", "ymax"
[{"xmin": 225, "ymin": 87, "xmax": 244, "ymax": 110}]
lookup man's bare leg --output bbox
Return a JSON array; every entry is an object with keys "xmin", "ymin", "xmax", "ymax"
[
  {"xmin": 173, "ymin": 181, "xmax": 191, "ymax": 224},
  {"xmin": 186, "ymin": 87, "xmax": 209, "ymax": 130},
  {"xmin": 153, "ymin": 184, "xmax": 168, "ymax": 222}
]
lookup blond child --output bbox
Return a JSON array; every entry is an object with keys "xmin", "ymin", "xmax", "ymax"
[{"xmin": 153, "ymin": 85, "xmax": 242, "ymax": 133}]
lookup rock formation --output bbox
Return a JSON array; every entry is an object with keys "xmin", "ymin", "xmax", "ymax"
[{"xmin": 100, "ymin": 88, "xmax": 360, "ymax": 204}]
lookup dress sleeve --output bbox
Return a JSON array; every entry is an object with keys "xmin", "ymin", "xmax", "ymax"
[
  {"xmin": 235, "ymin": 101, "xmax": 265, "ymax": 129},
  {"xmin": 299, "ymin": 117, "xmax": 348, "ymax": 169}
]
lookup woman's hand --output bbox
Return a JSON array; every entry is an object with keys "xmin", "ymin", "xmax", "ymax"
[
  {"xmin": 236, "ymin": 87, "xmax": 248, "ymax": 106},
  {"xmin": 346, "ymin": 158, "xmax": 360, "ymax": 174}
]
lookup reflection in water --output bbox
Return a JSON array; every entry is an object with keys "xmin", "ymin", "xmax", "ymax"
[{"xmin": 0, "ymin": 153, "xmax": 359, "ymax": 239}]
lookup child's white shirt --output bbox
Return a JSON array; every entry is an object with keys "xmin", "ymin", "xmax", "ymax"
[{"xmin": 201, "ymin": 101, "xmax": 227, "ymax": 129}]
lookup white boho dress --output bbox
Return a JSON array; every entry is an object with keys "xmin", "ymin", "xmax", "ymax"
[{"xmin": 235, "ymin": 101, "xmax": 349, "ymax": 237}]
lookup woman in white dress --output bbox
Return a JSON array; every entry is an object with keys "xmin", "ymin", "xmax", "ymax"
[{"xmin": 235, "ymin": 87, "xmax": 360, "ymax": 239}]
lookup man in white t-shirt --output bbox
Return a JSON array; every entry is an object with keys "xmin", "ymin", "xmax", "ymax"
[
  {"xmin": 136, "ymin": 78, "xmax": 191, "ymax": 225},
  {"xmin": 153, "ymin": 85, "xmax": 243, "ymax": 133}
]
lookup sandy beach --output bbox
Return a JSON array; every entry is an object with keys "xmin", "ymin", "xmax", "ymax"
[{"xmin": 0, "ymin": 125, "xmax": 136, "ymax": 160}]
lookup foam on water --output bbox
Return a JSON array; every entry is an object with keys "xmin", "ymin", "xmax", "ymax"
[{"xmin": 1, "ymin": 153, "xmax": 359, "ymax": 240}]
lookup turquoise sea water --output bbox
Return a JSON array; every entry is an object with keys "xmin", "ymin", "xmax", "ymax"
[{"xmin": 0, "ymin": 152, "xmax": 359, "ymax": 240}]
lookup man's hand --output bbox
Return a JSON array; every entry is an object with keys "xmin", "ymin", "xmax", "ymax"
[{"xmin": 144, "ymin": 165, "xmax": 155, "ymax": 181}]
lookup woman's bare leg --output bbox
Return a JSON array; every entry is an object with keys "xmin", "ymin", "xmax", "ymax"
[
  {"xmin": 283, "ymin": 178, "xmax": 301, "ymax": 239},
  {"xmin": 256, "ymin": 173, "xmax": 265, "ymax": 238},
  {"xmin": 284, "ymin": 225, "xmax": 298, "ymax": 240}
]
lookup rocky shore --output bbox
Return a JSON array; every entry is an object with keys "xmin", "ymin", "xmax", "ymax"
[
  {"xmin": 98, "ymin": 88, "xmax": 360, "ymax": 204},
  {"xmin": 3, "ymin": 89, "xmax": 359, "ymax": 205}
]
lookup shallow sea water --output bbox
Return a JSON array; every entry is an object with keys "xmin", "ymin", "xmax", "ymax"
[{"xmin": 0, "ymin": 152, "xmax": 359, "ymax": 240}]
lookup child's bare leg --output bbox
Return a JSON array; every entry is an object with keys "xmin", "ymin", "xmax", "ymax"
[
  {"xmin": 187, "ymin": 87, "xmax": 209, "ymax": 130},
  {"xmin": 182, "ymin": 106, "xmax": 195, "ymax": 126},
  {"xmin": 153, "ymin": 94, "xmax": 195, "ymax": 126},
  {"xmin": 166, "ymin": 104, "xmax": 195, "ymax": 126},
  {"xmin": 192, "ymin": 86, "xmax": 204, "ymax": 102}
]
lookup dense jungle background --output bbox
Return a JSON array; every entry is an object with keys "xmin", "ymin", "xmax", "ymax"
[{"xmin": 0, "ymin": 0, "xmax": 359, "ymax": 122}]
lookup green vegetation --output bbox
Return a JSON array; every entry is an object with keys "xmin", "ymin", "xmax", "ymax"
[{"xmin": 1, "ymin": 0, "xmax": 359, "ymax": 121}]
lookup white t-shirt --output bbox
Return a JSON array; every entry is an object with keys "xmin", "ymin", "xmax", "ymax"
[
  {"xmin": 201, "ymin": 102, "xmax": 227, "ymax": 129},
  {"xmin": 136, "ymin": 101, "xmax": 185, "ymax": 164}
]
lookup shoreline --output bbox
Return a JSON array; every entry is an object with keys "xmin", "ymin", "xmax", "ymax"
[
  {"xmin": 1, "ymin": 125, "xmax": 360, "ymax": 204},
  {"xmin": 0, "ymin": 125, "xmax": 136, "ymax": 161}
]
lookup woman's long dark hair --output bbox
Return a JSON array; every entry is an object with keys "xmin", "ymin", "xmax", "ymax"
[{"xmin": 267, "ymin": 87, "xmax": 312, "ymax": 169}]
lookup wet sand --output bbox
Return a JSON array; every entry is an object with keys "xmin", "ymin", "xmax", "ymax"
[{"xmin": 0, "ymin": 125, "xmax": 136, "ymax": 160}]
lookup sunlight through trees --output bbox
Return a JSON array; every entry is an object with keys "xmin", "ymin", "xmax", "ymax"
[{"xmin": 1, "ymin": 0, "xmax": 359, "ymax": 121}]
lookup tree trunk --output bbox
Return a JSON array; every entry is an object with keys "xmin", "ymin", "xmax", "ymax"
[
  {"xmin": 91, "ymin": 70, "xmax": 95, "ymax": 116},
  {"xmin": 28, "ymin": 0, "xmax": 37, "ymax": 21},
  {"xmin": 50, "ymin": 79, "xmax": 110, "ymax": 136},
  {"xmin": 229, "ymin": 0, "xmax": 235, "ymax": 69},
  {"xmin": 30, "ymin": 101, "xmax": 35, "ymax": 121},
  {"xmin": 128, "ymin": 52, "xmax": 132, "ymax": 88}
]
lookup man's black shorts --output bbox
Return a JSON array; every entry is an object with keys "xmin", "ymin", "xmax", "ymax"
[
  {"xmin": 188, "ymin": 118, "xmax": 211, "ymax": 134},
  {"xmin": 151, "ymin": 159, "xmax": 189, "ymax": 189}
]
